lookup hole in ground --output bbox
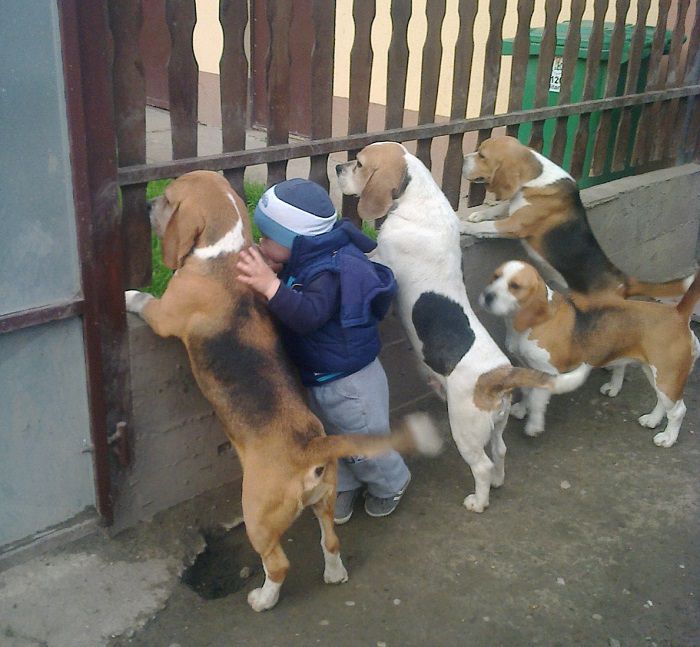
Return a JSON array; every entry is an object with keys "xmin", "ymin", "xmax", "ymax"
[{"xmin": 181, "ymin": 524, "xmax": 260, "ymax": 599}]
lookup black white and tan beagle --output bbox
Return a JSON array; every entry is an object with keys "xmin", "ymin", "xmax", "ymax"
[
  {"xmin": 462, "ymin": 135, "xmax": 694, "ymax": 297},
  {"xmin": 336, "ymin": 143, "xmax": 588, "ymax": 513},
  {"xmin": 124, "ymin": 170, "xmax": 440, "ymax": 611},
  {"xmin": 481, "ymin": 260, "xmax": 700, "ymax": 447}
]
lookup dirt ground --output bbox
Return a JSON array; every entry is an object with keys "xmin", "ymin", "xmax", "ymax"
[{"xmin": 100, "ymin": 332, "xmax": 700, "ymax": 647}]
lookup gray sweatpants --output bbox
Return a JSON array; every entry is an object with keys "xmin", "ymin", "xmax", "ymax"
[{"xmin": 307, "ymin": 358, "xmax": 411, "ymax": 498}]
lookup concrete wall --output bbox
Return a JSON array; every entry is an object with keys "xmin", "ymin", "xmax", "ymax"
[{"xmin": 115, "ymin": 164, "xmax": 699, "ymax": 530}]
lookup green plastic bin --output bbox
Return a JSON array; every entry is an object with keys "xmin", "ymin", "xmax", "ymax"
[{"xmin": 503, "ymin": 21, "xmax": 671, "ymax": 187}]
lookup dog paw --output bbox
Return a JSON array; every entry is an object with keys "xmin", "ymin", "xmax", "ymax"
[
  {"xmin": 491, "ymin": 473, "xmax": 505, "ymax": 489},
  {"xmin": 324, "ymin": 561, "xmax": 349, "ymax": 584},
  {"xmin": 463, "ymin": 494, "xmax": 488, "ymax": 513},
  {"xmin": 459, "ymin": 221, "xmax": 479, "ymax": 235},
  {"xmin": 124, "ymin": 290, "xmax": 153, "ymax": 315},
  {"xmin": 653, "ymin": 430, "xmax": 678, "ymax": 448},
  {"xmin": 524, "ymin": 421, "xmax": 544, "ymax": 437},
  {"xmin": 600, "ymin": 381, "xmax": 622, "ymax": 397},
  {"xmin": 467, "ymin": 210, "xmax": 488, "ymax": 223},
  {"xmin": 247, "ymin": 585, "xmax": 280, "ymax": 612},
  {"xmin": 509, "ymin": 402, "xmax": 528, "ymax": 419},
  {"xmin": 638, "ymin": 412, "xmax": 663, "ymax": 429}
]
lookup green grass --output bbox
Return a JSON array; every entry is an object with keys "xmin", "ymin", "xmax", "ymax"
[{"xmin": 142, "ymin": 178, "xmax": 375, "ymax": 297}]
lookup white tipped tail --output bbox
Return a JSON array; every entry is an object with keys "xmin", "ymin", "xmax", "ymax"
[
  {"xmin": 404, "ymin": 412, "xmax": 443, "ymax": 457},
  {"xmin": 549, "ymin": 364, "xmax": 592, "ymax": 394}
]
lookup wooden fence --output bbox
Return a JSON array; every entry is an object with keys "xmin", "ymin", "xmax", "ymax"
[{"xmin": 110, "ymin": 0, "xmax": 700, "ymax": 289}]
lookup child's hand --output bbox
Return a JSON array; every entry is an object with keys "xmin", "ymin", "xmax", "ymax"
[{"xmin": 236, "ymin": 246, "xmax": 281, "ymax": 300}]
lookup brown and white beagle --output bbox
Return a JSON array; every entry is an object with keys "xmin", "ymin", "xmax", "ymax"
[
  {"xmin": 462, "ymin": 136, "xmax": 694, "ymax": 298},
  {"xmin": 481, "ymin": 260, "xmax": 700, "ymax": 447},
  {"xmin": 124, "ymin": 170, "xmax": 440, "ymax": 611}
]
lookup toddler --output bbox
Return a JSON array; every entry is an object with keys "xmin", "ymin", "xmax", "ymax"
[{"xmin": 236, "ymin": 178, "xmax": 411, "ymax": 523}]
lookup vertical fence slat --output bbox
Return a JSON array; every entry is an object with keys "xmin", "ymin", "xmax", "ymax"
[
  {"xmin": 468, "ymin": 0, "xmax": 507, "ymax": 207},
  {"xmin": 677, "ymin": 0, "xmax": 700, "ymax": 162},
  {"xmin": 505, "ymin": 0, "xmax": 536, "ymax": 138},
  {"xmin": 343, "ymin": 0, "xmax": 376, "ymax": 225},
  {"xmin": 590, "ymin": 0, "xmax": 631, "ymax": 177},
  {"xmin": 265, "ymin": 1, "xmax": 292, "ymax": 185},
  {"xmin": 442, "ymin": 0, "xmax": 478, "ymax": 208},
  {"xmin": 220, "ymin": 0, "xmax": 249, "ymax": 197},
  {"xmin": 656, "ymin": 0, "xmax": 692, "ymax": 160},
  {"xmin": 385, "ymin": 0, "xmax": 412, "ymax": 130},
  {"xmin": 166, "ymin": 0, "xmax": 198, "ymax": 160},
  {"xmin": 550, "ymin": 0, "xmax": 585, "ymax": 166},
  {"xmin": 527, "ymin": 0, "xmax": 562, "ymax": 153},
  {"xmin": 610, "ymin": 0, "xmax": 652, "ymax": 171},
  {"xmin": 308, "ymin": 0, "xmax": 336, "ymax": 190},
  {"xmin": 631, "ymin": 0, "xmax": 672, "ymax": 166},
  {"xmin": 415, "ymin": 0, "xmax": 447, "ymax": 169},
  {"xmin": 570, "ymin": 0, "xmax": 608, "ymax": 179},
  {"xmin": 108, "ymin": 0, "xmax": 150, "ymax": 288}
]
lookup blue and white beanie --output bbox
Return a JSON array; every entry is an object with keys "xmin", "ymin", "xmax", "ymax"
[{"xmin": 254, "ymin": 178, "xmax": 338, "ymax": 248}]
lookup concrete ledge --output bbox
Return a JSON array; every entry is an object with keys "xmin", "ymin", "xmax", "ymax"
[{"xmin": 458, "ymin": 164, "xmax": 700, "ymax": 285}]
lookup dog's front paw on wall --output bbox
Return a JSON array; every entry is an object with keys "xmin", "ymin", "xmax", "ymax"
[
  {"xmin": 467, "ymin": 210, "xmax": 488, "ymax": 223},
  {"xmin": 125, "ymin": 290, "xmax": 154, "ymax": 315}
]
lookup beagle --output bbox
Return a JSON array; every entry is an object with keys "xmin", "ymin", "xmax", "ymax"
[
  {"xmin": 481, "ymin": 260, "xmax": 700, "ymax": 447},
  {"xmin": 124, "ymin": 171, "xmax": 440, "ymax": 611},
  {"xmin": 336, "ymin": 143, "xmax": 589, "ymax": 512},
  {"xmin": 462, "ymin": 136, "xmax": 694, "ymax": 298}
]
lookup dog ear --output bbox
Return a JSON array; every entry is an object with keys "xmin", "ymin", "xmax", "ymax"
[
  {"xmin": 488, "ymin": 161, "xmax": 521, "ymax": 201},
  {"xmin": 161, "ymin": 189, "xmax": 205, "ymax": 270},
  {"xmin": 358, "ymin": 164, "xmax": 408, "ymax": 221}
]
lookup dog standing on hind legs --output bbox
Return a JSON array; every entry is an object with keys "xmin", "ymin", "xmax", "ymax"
[{"xmin": 124, "ymin": 170, "xmax": 440, "ymax": 611}]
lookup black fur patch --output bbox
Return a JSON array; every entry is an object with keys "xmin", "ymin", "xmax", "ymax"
[
  {"xmin": 540, "ymin": 180, "xmax": 623, "ymax": 293},
  {"xmin": 571, "ymin": 302, "xmax": 621, "ymax": 339},
  {"xmin": 190, "ymin": 295, "xmax": 304, "ymax": 427},
  {"xmin": 411, "ymin": 292, "xmax": 475, "ymax": 376}
]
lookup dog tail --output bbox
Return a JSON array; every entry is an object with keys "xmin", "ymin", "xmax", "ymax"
[
  {"xmin": 305, "ymin": 412, "xmax": 443, "ymax": 464},
  {"xmin": 474, "ymin": 364, "xmax": 592, "ymax": 410},
  {"xmin": 626, "ymin": 274, "xmax": 695, "ymax": 298},
  {"xmin": 676, "ymin": 270, "xmax": 700, "ymax": 320}
]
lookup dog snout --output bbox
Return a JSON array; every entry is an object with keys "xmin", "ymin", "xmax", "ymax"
[
  {"xmin": 462, "ymin": 154, "xmax": 475, "ymax": 177},
  {"xmin": 480, "ymin": 289, "xmax": 496, "ymax": 310}
]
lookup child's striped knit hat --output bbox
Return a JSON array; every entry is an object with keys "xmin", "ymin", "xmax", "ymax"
[{"xmin": 254, "ymin": 178, "xmax": 338, "ymax": 248}]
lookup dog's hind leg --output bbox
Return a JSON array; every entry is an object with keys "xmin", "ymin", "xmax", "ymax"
[
  {"xmin": 523, "ymin": 388, "xmax": 551, "ymax": 437},
  {"xmin": 245, "ymin": 533, "xmax": 288, "ymax": 612},
  {"xmin": 448, "ymin": 403, "xmax": 494, "ymax": 513},
  {"xmin": 242, "ymin": 479, "xmax": 295, "ymax": 611},
  {"xmin": 312, "ymin": 493, "xmax": 349, "ymax": 585},
  {"xmin": 638, "ymin": 364, "xmax": 666, "ymax": 430},
  {"xmin": 490, "ymin": 407, "xmax": 509, "ymax": 489},
  {"xmin": 600, "ymin": 362, "xmax": 627, "ymax": 397}
]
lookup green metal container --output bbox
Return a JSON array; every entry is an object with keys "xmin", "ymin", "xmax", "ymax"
[{"xmin": 502, "ymin": 21, "xmax": 670, "ymax": 187}]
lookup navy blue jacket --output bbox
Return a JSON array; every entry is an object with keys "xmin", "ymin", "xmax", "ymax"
[{"xmin": 268, "ymin": 220, "xmax": 396, "ymax": 386}]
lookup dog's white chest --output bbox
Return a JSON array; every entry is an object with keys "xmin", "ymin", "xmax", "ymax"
[{"xmin": 508, "ymin": 324, "xmax": 556, "ymax": 374}]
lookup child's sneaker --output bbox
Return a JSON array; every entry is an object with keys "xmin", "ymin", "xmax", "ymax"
[
  {"xmin": 334, "ymin": 488, "xmax": 361, "ymax": 525},
  {"xmin": 364, "ymin": 474, "xmax": 411, "ymax": 518}
]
